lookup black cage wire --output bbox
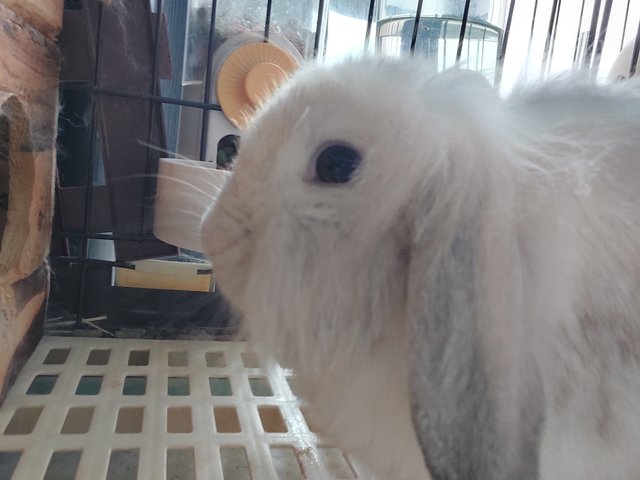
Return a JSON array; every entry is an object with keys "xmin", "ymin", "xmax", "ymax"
[{"xmin": 48, "ymin": 0, "xmax": 640, "ymax": 339}]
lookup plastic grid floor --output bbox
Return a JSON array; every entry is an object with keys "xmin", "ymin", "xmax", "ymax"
[{"xmin": 0, "ymin": 336, "xmax": 367, "ymax": 480}]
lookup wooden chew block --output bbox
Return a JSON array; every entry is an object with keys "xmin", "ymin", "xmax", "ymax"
[{"xmin": 0, "ymin": 0, "xmax": 63, "ymax": 39}]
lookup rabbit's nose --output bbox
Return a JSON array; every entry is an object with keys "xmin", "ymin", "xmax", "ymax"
[{"xmin": 201, "ymin": 190, "xmax": 253, "ymax": 294}]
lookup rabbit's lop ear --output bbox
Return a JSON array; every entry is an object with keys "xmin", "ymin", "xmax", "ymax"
[{"xmin": 405, "ymin": 226, "xmax": 544, "ymax": 480}]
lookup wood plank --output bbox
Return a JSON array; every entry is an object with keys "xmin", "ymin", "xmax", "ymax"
[
  {"xmin": 0, "ymin": 0, "xmax": 63, "ymax": 39},
  {"xmin": 114, "ymin": 259, "xmax": 213, "ymax": 292}
]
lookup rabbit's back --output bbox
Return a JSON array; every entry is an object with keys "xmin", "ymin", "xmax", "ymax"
[{"xmin": 514, "ymin": 78, "xmax": 640, "ymax": 480}]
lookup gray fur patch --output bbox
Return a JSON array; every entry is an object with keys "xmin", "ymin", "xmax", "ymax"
[{"xmin": 408, "ymin": 231, "xmax": 543, "ymax": 480}]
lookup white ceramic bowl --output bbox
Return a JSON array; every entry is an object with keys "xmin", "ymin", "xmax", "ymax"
[{"xmin": 153, "ymin": 158, "xmax": 230, "ymax": 252}]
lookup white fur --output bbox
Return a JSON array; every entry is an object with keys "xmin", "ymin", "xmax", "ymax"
[{"xmin": 201, "ymin": 57, "xmax": 640, "ymax": 479}]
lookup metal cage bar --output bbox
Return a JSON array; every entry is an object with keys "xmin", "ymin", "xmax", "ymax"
[
  {"xmin": 526, "ymin": 0, "xmax": 540, "ymax": 65},
  {"xmin": 264, "ymin": 0, "xmax": 273, "ymax": 41},
  {"xmin": 52, "ymin": 232, "xmax": 166, "ymax": 243},
  {"xmin": 545, "ymin": 0, "xmax": 563, "ymax": 75},
  {"xmin": 496, "ymin": 0, "xmax": 517, "ymax": 85},
  {"xmin": 62, "ymin": 84, "xmax": 224, "ymax": 111},
  {"xmin": 364, "ymin": 0, "xmax": 376, "ymax": 52},
  {"xmin": 621, "ymin": 0, "xmax": 631, "ymax": 51},
  {"xmin": 456, "ymin": 0, "xmax": 472, "ymax": 63},
  {"xmin": 592, "ymin": 0, "xmax": 614, "ymax": 72},
  {"xmin": 198, "ymin": 0, "xmax": 219, "ymax": 162},
  {"xmin": 572, "ymin": 0, "xmax": 587, "ymax": 65},
  {"xmin": 631, "ymin": 19, "xmax": 640, "ymax": 76},
  {"xmin": 583, "ymin": 0, "xmax": 603, "ymax": 68},
  {"xmin": 410, "ymin": 0, "xmax": 425, "ymax": 54},
  {"xmin": 542, "ymin": 0, "xmax": 561, "ymax": 73},
  {"xmin": 52, "ymin": 257, "xmax": 135, "ymax": 269},
  {"xmin": 313, "ymin": 0, "xmax": 327, "ymax": 58},
  {"xmin": 74, "ymin": 2, "xmax": 106, "ymax": 326},
  {"xmin": 141, "ymin": 0, "xmax": 166, "ymax": 234}
]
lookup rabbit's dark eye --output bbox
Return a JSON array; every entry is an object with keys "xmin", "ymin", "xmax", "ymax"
[{"xmin": 315, "ymin": 144, "xmax": 361, "ymax": 184}]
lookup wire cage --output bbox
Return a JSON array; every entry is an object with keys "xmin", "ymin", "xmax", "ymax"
[
  {"xmin": 0, "ymin": 1, "xmax": 637, "ymax": 479},
  {"xmin": 49, "ymin": 0, "xmax": 639, "ymax": 335}
]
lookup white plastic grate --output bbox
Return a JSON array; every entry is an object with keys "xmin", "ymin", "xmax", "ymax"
[{"xmin": 0, "ymin": 337, "xmax": 367, "ymax": 480}]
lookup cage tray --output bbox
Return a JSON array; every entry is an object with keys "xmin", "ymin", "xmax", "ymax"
[{"xmin": 0, "ymin": 337, "xmax": 365, "ymax": 479}]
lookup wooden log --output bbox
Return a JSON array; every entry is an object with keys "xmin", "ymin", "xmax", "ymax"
[
  {"xmin": 0, "ymin": 3, "xmax": 60, "ymax": 152},
  {"xmin": 0, "ymin": 0, "xmax": 63, "ymax": 39},
  {"xmin": 0, "ymin": 264, "xmax": 47, "ymax": 403},
  {"xmin": 0, "ymin": 94, "xmax": 55, "ymax": 285},
  {"xmin": 0, "ymin": 1, "xmax": 62, "ymax": 404},
  {"xmin": 0, "ymin": 1, "xmax": 60, "ymax": 285}
]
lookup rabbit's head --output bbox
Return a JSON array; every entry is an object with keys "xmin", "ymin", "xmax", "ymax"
[
  {"xmin": 202, "ymin": 57, "xmax": 496, "ymax": 360},
  {"xmin": 201, "ymin": 57, "xmax": 543, "ymax": 479}
]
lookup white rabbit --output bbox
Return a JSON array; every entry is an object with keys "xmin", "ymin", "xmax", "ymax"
[{"xmin": 201, "ymin": 57, "xmax": 640, "ymax": 479}]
